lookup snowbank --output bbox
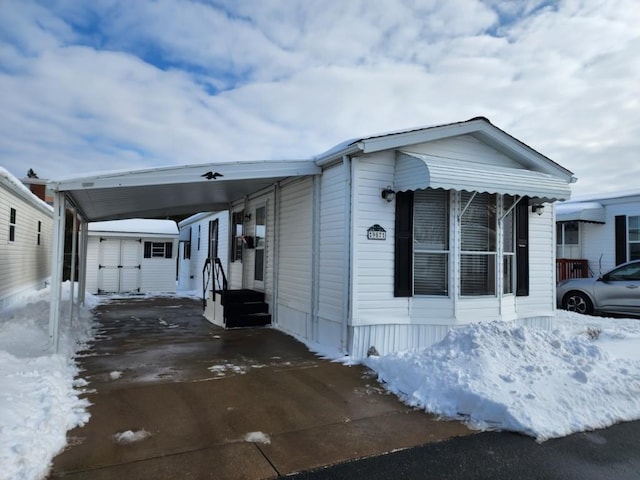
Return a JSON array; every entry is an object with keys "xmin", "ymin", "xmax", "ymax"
[
  {"xmin": 0, "ymin": 284, "xmax": 98, "ymax": 480},
  {"xmin": 366, "ymin": 315, "xmax": 640, "ymax": 442}
]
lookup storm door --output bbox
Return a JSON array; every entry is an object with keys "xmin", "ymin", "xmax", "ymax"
[{"xmin": 254, "ymin": 206, "xmax": 266, "ymax": 287}]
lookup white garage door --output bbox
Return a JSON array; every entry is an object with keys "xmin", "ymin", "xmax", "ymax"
[{"xmin": 98, "ymin": 238, "xmax": 142, "ymax": 293}]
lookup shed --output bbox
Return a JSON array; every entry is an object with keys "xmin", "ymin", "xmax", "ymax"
[
  {"xmin": 87, "ymin": 219, "xmax": 178, "ymax": 294},
  {"xmin": 0, "ymin": 167, "xmax": 53, "ymax": 311},
  {"xmin": 48, "ymin": 118, "xmax": 576, "ymax": 356}
]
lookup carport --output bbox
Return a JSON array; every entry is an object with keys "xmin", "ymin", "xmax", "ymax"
[{"xmin": 47, "ymin": 160, "xmax": 320, "ymax": 350}]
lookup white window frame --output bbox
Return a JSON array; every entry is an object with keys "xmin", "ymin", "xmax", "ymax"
[{"xmin": 629, "ymin": 216, "xmax": 640, "ymax": 261}]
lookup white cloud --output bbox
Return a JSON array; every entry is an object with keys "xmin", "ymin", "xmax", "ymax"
[{"xmin": 0, "ymin": 0, "xmax": 638, "ymax": 197}]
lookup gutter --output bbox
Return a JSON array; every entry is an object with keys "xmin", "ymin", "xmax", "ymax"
[{"xmin": 315, "ymin": 144, "xmax": 362, "ymax": 168}]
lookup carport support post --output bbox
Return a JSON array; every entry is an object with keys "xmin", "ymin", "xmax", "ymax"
[
  {"xmin": 77, "ymin": 220, "xmax": 88, "ymax": 306},
  {"xmin": 49, "ymin": 191, "xmax": 66, "ymax": 352},
  {"xmin": 69, "ymin": 211, "xmax": 78, "ymax": 324}
]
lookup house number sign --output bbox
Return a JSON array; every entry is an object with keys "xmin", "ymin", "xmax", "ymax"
[{"xmin": 367, "ymin": 224, "xmax": 387, "ymax": 240}]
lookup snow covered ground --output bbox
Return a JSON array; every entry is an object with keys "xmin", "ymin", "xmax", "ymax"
[
  {"xmin": 3, "ymin": 286, "xmax": 640, "ymax": 480},
  {"xmin": 365, "ymin": 311, "xmax": 640, "ymax": 442},
  {"xmin": 0, "ymin": 284, "xmax": 98, "ymax": 480}
]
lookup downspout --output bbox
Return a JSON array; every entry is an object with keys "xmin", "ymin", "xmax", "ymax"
[
  {"xmin": 272, "ymin": 183, "xmax": 280, "ymax": 327},
  {"xmin": 48, "ymin": 191, "xmax": 66, "ymax": 352},
  {"xmin": 311, "ymin": 175, "xmax": 321, "ymax": 342},
  {"xmin": 342, "ymin": 155, "xmax": 352, "ymax": 355}
]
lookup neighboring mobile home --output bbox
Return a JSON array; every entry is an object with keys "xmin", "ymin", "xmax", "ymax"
[
  {"xmin": 0, "ymin": 167, "xmax": 53, "ymax": 311},
  {"xmin": 48, "ymin": 118, "xmax": 576, "ymax": 357},
  {"xmin": 86, "ymin": 219, "xmax": 178, "ymax": 294},
  {"xmin": 177, "ymin": 211, "xmax": 229, "ymax": 297},
  {"xmin": 556, "ymin": 191, "xmax": 640, "ymax": 279}
]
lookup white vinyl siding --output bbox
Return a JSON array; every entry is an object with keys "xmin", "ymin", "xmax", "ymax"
[
  {"xmin": 515, "ymin": 206, "xmax": 556, "ymax": 316},
  {"xmin": 406, "ymin": 134, "xmax": 523, "ymax": 169},
  {"xmin": 276, "ymin": 177, "xmax": 313, "ymax": 336},
  {"xmin": 0, "ymin": 177, "xmax": 53, "ymax": 310},
  {"xmin": 351, "ymin": 152, "xmax": 408, "ymax": 323},
  {"xmin": 317, "ymin": 164, "xmax": 346, "ymax": 347}
]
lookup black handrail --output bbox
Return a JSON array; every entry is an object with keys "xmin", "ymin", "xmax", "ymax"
[
  {"xmin": 202, "ymin": 258, "xmax": 212, "ymax": 310},
  {"xmin": 201, "ymin": 257, "xmax": 228, "ymax": 311},
  {"xmin": 213, "ymin": 257, "xmax": 228, "ymax": 291}
]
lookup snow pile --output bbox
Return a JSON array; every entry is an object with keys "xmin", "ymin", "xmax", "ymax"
[
  {"xmin": 243, "ymin": 431, "xmax": 271, "ymax": 444},
  {"xmin": 113, "ymin": 429, "xmax": 151, "ymax": 445},
  {"xmin": 366, "ymin": 319, "xmax": 640, "ymax": 442},
  {"xmin": 0, "ymin": 284, "xmax": 98, "ymax": 480}
]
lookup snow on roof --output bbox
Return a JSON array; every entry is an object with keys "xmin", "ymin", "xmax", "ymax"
[
  {"xmin": 88, "ymin": 218, "xmax": 178, "ymax": 235},
  {"xmin": 0, "ymin": 167, "xmax": 53, "ymax": 214},
  {"xmin": 556, "ymin": 201, "xmax": 606, "ymax": 223},
  {"xmin": 178, "ymin": 212, "xmax": 219, "ymax": 228}
]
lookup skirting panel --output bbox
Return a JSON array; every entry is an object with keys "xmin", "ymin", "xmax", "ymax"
[
  {"xmin": 350, "ymin": 323, "xmax": 454, "ymax": 359},
  {"xmin": 276, "ymin": 304, "xmax": 310, "ymax": 339}
]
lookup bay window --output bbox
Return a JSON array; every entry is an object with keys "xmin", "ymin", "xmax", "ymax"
[{"xmin": 396, "ymin": 188, "xmax": 525, "ymax": 298}]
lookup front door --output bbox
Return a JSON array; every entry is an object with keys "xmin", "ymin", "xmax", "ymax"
[{"xmin": 254, "ymin": 206, "xmax": 266, "ymax": 288}]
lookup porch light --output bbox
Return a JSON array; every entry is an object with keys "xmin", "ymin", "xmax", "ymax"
[
  {"xmin": 381, "ymin": 186, "xmax": 396, "ymax": 203},
  {"xmin": 532, "ymin": 204, "xmax": 545, "ymax": 216}
]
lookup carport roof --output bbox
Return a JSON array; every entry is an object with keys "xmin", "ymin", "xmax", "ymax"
[{"xmin": 49, "ymin": 160, "xmax": 320, "ymax": 222}]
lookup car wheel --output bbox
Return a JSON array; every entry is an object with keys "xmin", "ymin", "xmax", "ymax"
[{"xmin": 562, "ymin": 291, "xmax": 594, "ymax": 315}]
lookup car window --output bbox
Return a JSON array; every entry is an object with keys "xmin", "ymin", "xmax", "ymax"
[{"xmin": 608, "ymin": 263, "xmax": 640, "ymax": 281}]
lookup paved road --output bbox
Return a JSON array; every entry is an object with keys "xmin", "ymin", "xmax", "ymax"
[{"xmin": 285, "ymin": 420, "xmax": 640, "ymax": 480}]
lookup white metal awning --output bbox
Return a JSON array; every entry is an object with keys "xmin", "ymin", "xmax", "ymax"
[
  {"xmin": 395, "ymin": 152, "xmax": 572, "ymax": 202},
  {"xmin": 556, "ymin": 201, "xmax": 606, "ymax": 223},
  {"xmin": 50, "ymin": 160, "xmax": 320, "ymax": 222}
]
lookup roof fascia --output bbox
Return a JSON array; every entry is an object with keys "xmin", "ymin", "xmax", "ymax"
[{"xmin": 315, "ymin": 118, "xmax": 576, "ymax": 183}]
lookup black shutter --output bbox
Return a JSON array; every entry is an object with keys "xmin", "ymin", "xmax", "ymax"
[
  {"xmin": 143, "ymin": 241, "xmax": 151, "ymax": 258},
  {"xmin": 515, "ymin": 198, "xmax": 529, "ymax": 296},
  {"xmin": 165, "ymin": 242, "xmax": 173, "ymax": 259},
  {"xmin": 394, "ymin": 191, "xmax": 414, "ymax": 297},
  {"xmin": 615, "ymin": 215, "xmax": 627, "ymax": 265}
]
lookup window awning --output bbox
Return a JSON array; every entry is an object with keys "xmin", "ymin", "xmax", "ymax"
[
  {"xmin": 556, "ymin": 201, "xmax": 605, "ymax": 223},
  {"xmin": 395, "ymin": 152, "xmax": 572, "ymax": 202}
]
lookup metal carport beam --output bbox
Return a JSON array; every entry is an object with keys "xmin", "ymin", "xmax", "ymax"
[{"xmin": 48, "ymin": 191, "xmax": 67, "ymax": 352}]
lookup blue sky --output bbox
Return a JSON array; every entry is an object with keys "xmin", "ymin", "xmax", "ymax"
[{"xmin": 0, "ymin": 0, "xmax": 638, "ymax": 196}]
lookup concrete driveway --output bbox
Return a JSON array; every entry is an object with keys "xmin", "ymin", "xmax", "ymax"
[{"xmin": 49, "ymin": 296, "xmax": 471, "ymax": 480}]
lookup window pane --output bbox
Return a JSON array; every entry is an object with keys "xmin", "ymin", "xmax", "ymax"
[
  {"xmin": 414, "ymin": 253, "xmax": 448, "ymax": 295},
  {"xmin": 414, "ymin": 189, "xmax": 448, "ymax": 249},
  {"xmin": 413, "ymin": 189, "xmax": 449, "ymax": 296},
  {"xmin": 560, "ymin": 222, "xmax": 580, "ymax": 245},
  {"xmin": 461, "ymin": 254, "xmax": 496, "ymax": 296},
  {"xmin": 630, "ymin": 243, "xmax": 640, "ymax": 261},
  {"xmin": 503, "ymin": 204, "xmax": 514, "ymax": 253},
  {"xmin": 255, "ymin": 206, "xmax": 266, "ymax": 249},
  {"xmin": 461, "ymin": 192, "xmax": 496, "ymax": 252},
  {"xmin": 503, "ymin": 255, "xmax": 514, "ymax": 294},
  {"xmin": 629, "ymin": 216, "xmax": 640, "ymax": 241}
]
